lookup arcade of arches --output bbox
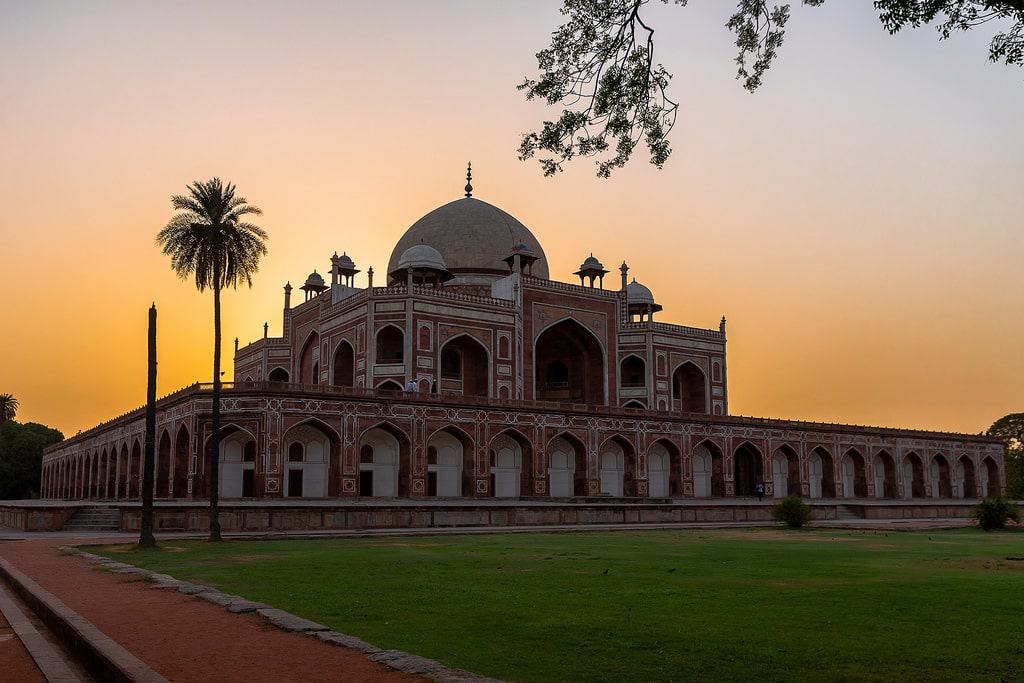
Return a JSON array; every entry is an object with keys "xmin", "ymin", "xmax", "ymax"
[{"xmin": 41, "ymin": 423, "xmax": 1005, "ymax": 503}]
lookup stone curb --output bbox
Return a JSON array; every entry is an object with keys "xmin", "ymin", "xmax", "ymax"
[
  {"xmin": 65, "ymin": 545, "xmax": 499, "ymax": 682},
  {"xmin": 0, "ymin": 553, "xmax": 169, "ymax": 683}
]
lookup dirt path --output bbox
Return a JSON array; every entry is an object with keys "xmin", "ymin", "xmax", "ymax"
[{"xmin": 0, "ymin": 538, "xmax": 419, "ymax": 683}]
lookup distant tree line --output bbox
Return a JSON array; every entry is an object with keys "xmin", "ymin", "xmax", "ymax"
[{"xmin": 0, "ymin": 394, "xmax": 63, "ymax": 500}]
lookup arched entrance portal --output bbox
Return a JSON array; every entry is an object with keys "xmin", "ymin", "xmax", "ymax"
[
  {"xmin": 647, "ymin": 442, "xmax": 675, "ymax": 497},
  {"xmin": 808, "ymin": 447, "xmax": 836, "ymax": 498},
  {"xmin": 956, "ymin": 456, "xmax": 977, "ymax": 498},
  {"xmin": 733, "ymin": 442, "xmax": 763, "ymax": 496},
  {"xmin": 283, "ymin": 423, "xmax": 331, "ymax": 497},
  {"xmin": 692, "ymin": 441, "xmax": 725, "ymax": 497},
  {"xmin": 903, "ymin": 452, "xmax": 926, "ymax": 499},
  {"xmin": 440, "ymin": 335, "xmax": 489, "ymax": 397},
  {"xmin": 332, "ymin": 341, "xmax": 355, "ymax": 387},
  {"xmin": 930, "ymin": 455, "xmax": 952, "ymax": 498},
  {"xmin": 173, "ymin": 425, "xmax": 190, "ymax": 498},
  {"xmin": 217, "ymin": 428, "xmax": 256, "ymax": 498},
  {"xmin": 358, "ymin": 426, "xmax": 410, "ymax": 497},
  {"xmin": 672, "ymin": 363, "xmax": 707, "ymax": 414},
  {"xmin": 298, "ymin": 332, "xmax": 319, "ymax": 385},
  {"xmin": 548, "ymin": 434, "xmax": 587, "ymax": 496},
  {"xmin": 873, "ymin": 450, "xmax": 897, "ymax": 499},
  {"xmin": 488, "ymin": 432, "xmax": 521, "ymax": 497},
  {"xmin": 841, "ymin": 449, "xmax": 867, "ymax": 498},
  {"xmin": 534, "ymin": 320, "xmax": 605, "ymax": 405},
  {"xmin": 156, "ymin": 430, "xmax": 171, "ymax": 498},
  {"xmin": 425, "ymin": 429, "xmax": 468, "ymax": 497},
  {"xmin": 980, "ymin": 456, "xmax": 1000, "ymax": 497},
  {"xmin": 598, "ymin": 437, "xmax": 636, "ymax": 497},
  {"xmin": 771, "ymin": 445, "xmax": 800, "ymax": 498}
]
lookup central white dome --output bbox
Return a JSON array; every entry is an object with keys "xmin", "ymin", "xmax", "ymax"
[{"xmin": 388, "ymin": 197, "xmax": 549, "ymax": 280}]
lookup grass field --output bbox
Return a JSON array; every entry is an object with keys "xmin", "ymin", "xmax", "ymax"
[{"xmin": 96, "ymin": 528, "xmax": 1024, "ymax": 682}]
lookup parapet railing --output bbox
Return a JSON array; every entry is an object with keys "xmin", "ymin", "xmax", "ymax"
[
  {"xmin": 522, "ymin": 276, "xmax": 624, "ymax": 299},
  {"xmin": 620, "ymin": 321, "xmax": 724, "ymax": 339}
]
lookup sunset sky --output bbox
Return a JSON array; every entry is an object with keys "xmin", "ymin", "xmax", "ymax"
[{"xmin": 1, "ymin": 1, "xmax": 1021, "ymax": 437}]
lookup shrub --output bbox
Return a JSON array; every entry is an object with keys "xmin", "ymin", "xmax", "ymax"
[
  {"xmin": 973, "ymin": 497, "xmax": 1021, "ymax": 531},
  {"xmin": 772, "ymin": 495, "xmax": 812, "ymax": 528}
]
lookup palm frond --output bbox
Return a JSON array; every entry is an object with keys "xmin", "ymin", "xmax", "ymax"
[{"xmin": 156, "ymin": 178, "xmax": 269, "ymax": 293}]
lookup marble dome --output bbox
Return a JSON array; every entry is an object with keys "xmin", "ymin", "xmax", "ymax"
[{"xmin": 388, "ymin": 197, "xmax": 549, "ymax": 280}]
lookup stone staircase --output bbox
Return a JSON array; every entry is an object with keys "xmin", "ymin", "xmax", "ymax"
[
  {"xmin": 836, "ymin": 504, "xmax": 863, "ymax": 521},
  {"xmin": 62, "ymin": 506, "xmax": 121, "ymax": 532}
]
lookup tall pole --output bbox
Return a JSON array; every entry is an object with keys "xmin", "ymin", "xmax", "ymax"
[{"xmin": 139, "ymin": 303, "xmax": 158, "ymax": 549}]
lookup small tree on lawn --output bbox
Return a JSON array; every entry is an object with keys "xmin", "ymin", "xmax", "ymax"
[{"xmin": 974, "ymin": 497, "xmax": 1020, "ymax": 531}]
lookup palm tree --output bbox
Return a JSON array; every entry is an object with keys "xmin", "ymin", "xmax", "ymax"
[
  {"xmin": 0, "ymin": 394, "xmax": 18, "ymax": 424},
  {"xmin": 156, "ymin": 178, "xmax": 268, "ymax": 541}
]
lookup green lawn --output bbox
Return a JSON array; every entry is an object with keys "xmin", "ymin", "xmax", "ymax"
[{"xmin": 95, "ymin": 528, "xmax": 1024, "ymax": 682}]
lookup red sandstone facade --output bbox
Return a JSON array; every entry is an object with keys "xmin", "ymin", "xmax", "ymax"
[{"xmin": 40, "ymin": 188, "xmax": 1005, "ymax": 503}]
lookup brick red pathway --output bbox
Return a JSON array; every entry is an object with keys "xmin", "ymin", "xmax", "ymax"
[{"xmin": 0, "ymin": 539, "xmax": 418, "ymax": 682}]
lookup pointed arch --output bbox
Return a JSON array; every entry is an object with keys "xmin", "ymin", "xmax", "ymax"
[
  {"xmin": 268, "ymin": 367, "xmax": 289, "ymax": 382},
  {"xmin": 375, "ymin": 324, "xmax": 405, "ymax": 364},
  {"xmin": 358, "ymin": 421, "xmax": 412, "ymax": 497},
  {"xmin": 691, "ymin": 438, "xmax": 725, "ymax": 497},
  {"xmin": 733, "ymin": 441, "xmax": 763, "ymax": 496},
  {"xmin": 808, "ymin": 446, "xmax": 836, "ymax": 498},
  {"xmin": 956, "ymin": 455, "xmax": 977, "ymax": 498},
  {"xmin": 298, "ymin": 331, "xmax": 320, "ymax": 385},
  {"xmin": 156, "ymin": 428, "xmax": 172, "ymax": 498},
  {"xmin": 424, "ymin": 425, "xmax": 474, "ymax": 497},
  {"xmin": 619, "ymin": 354, "xmax": 646, "ymax": 388},
  {"xmin": 623, "ymin": 400, "xmax": 646, "ymax": 409},
  {"xmin": 930, "ymin": 453, "xmax": 952, "ymax": 498},
  {"xmin": 376, "ymin": 379, "xmax": 404, "ymax": 392},
  {"xmin": 902, "ymin": 451, "xmax": 926, "ymax": 498},
  {"xmin": 489, "ymin": 428, "xmax": 535, "ymax": 497},
  {"xmin": 981, "ymin": 456, "xmax": 1000, "ymax": 496},
  {"xmin": 873, "ymin": 449, "xmax": 898, "ymax": 499},
  {"xmin": 771, "ymin": 444, "xmax": 801, "ymax": 498},
  {"xmin": 128, "ymin": 439, "xmax": 142, "ymax": 498},
  {"xmin": 173, "ymin": 424, "xmax": 190, "ymax": 498},
  {"xmin": 282, "ymin": 418, "xmax": 339, "ymax": 497},
  {"xmin": 331, "ymin": 339, "xmax": 355, "ymax": 387},
  {"xmin": 439, "ymin": 333, "xmax": 490, "ymax": 397},
  {"xmin": 672, "ymin": 362, "xmax": 707, "ymax": 414},
  {"xmin": 598, "ymin": 434, "xmax": 637, "ymax": 497},
  {"xmin": 647, "ymin": 438, "xmax": 681, "ymax": 497},
  {"xmin": 534, "ymin": 318, "xmax": 606, "ymax": 405},
  {"xmin": 547, "ymin": 431, "xmax": 589, "ymax": 496},
  {"xmin": 841, "ymin": 448, "xmax": 868, "ymax": 498}
]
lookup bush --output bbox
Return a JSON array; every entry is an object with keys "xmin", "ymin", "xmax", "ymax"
[
  {"xmin": 772, "ymin": 495, "xmax": 812, "ymax": 528},
  {"xmin": 973, "ymin": 497, "xmax": 1021, "ymax": 531}
]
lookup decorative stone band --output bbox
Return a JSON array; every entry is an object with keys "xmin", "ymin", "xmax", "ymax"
[{"xmin": 61, "ymin": 547, "xmax": 499, "ymax": 683}]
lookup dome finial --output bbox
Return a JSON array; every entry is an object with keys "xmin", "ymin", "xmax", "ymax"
[{"xmin": 464, "ymin": 161, "xmax": 473, "ymax": 198}]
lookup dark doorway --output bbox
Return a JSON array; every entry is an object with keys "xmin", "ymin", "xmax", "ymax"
[
  {"xmin": 733, "ymin": 442, "xmax": 762, "ymax": 496},
  {"xmin": 242, "ymin": 470, "xmax": 255, "ymax": 497},
  {"xmin": 359, "ymin": 470, "xmax": 374, "ymax": 496},
  {"xmin": 287, "ymin": 469, "xmax": 303, "ymax": 497}
]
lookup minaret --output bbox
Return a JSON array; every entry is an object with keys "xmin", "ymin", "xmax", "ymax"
[{"xmin": 620, "ymin": 261, "xmax": 629, "ymax": 290}]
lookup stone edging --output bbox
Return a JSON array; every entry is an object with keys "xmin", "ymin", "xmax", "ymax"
[{"xmin": 62, "ymin": 546, "xmax": 498, "ymax": 682}]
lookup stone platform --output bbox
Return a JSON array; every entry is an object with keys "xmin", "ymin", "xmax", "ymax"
[{"xmin": 0, "ymin": 497, "xmax": 984, "ymax": 533}]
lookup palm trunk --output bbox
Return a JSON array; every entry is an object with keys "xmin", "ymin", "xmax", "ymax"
[
  {"xmin": 209, "ymin": 283, "xmax": 223, "ymax": 541},
  {"xmin": 139, "ymin": 304, "xmax": 158, "ymax": 549}
]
